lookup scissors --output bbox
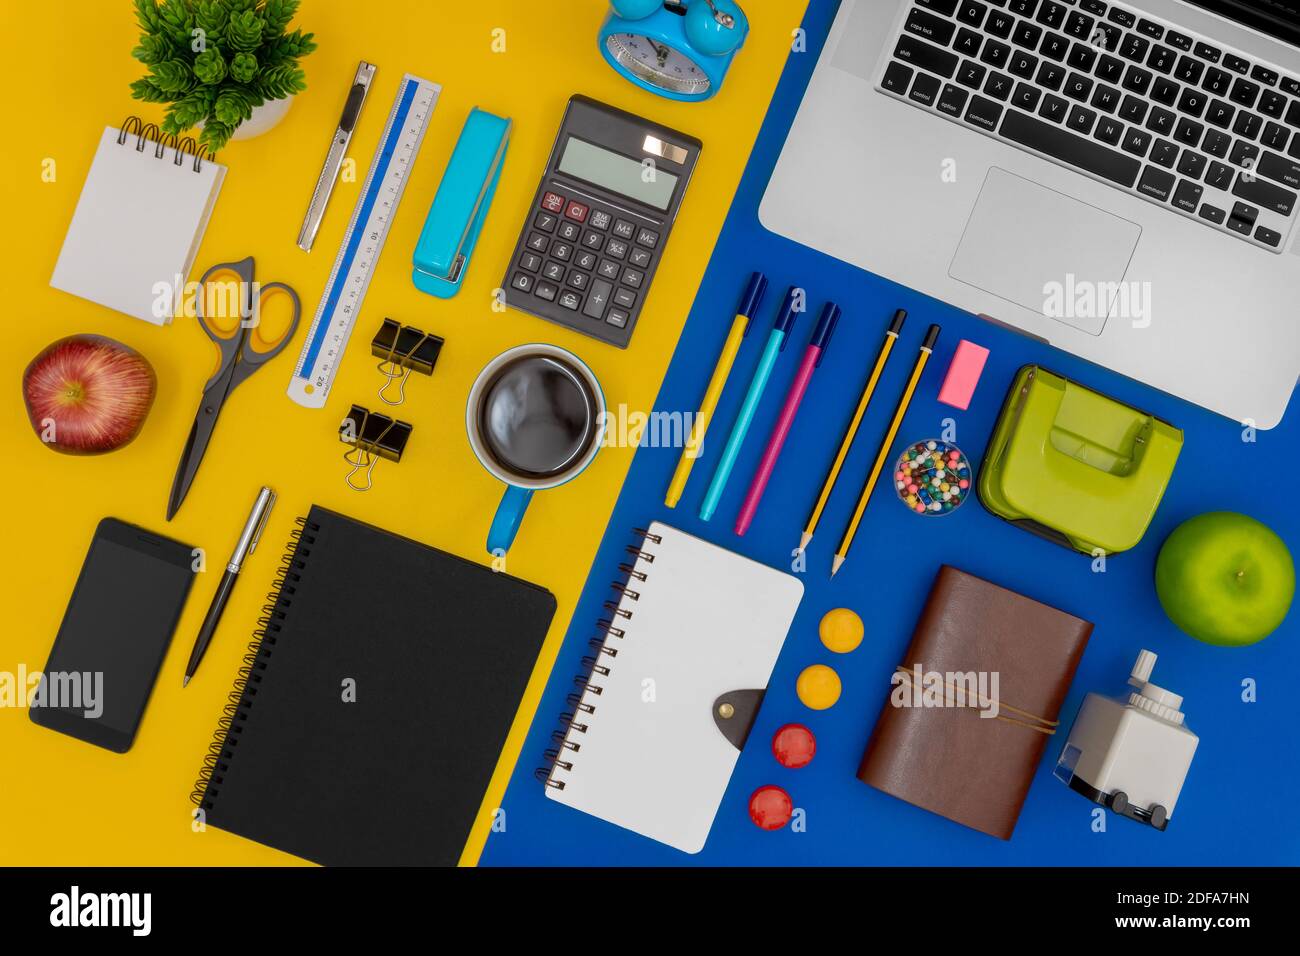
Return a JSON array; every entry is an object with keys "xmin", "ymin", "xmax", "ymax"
[{"xmin": 166, "ymin": 256, "xmax": 301, "ymax": 520}]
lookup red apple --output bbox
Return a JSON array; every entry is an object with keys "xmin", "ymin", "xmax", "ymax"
[{"xmin": 22, "ymin": 335, "xmax": 156, "ymax": 454}]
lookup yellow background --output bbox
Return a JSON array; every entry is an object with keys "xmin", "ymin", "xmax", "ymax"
[{"xmin": 0, "ymin": 0, "xmax": 806, "ymax": 864}]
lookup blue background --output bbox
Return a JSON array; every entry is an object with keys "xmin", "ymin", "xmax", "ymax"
[{"xmin": 482, "ymin": 0, "xmax": 1298, "ymax": 865}]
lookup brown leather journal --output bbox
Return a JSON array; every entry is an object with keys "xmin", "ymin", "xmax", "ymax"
[{"xmin": 858, "ymin": 565, "xmax": 1093, "ymax": 839}]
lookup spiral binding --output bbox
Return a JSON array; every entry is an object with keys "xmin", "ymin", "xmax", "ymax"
[
  {"xmin": 535, "ymin": 528, "xmax": 662, "ymax": 791},
  {"xmin": 189, "ymin": 516, "xmax": 318, "ymax": 808},
  {"xmin": 116, "ymin": 115, "xmax": 215, "ymax": 173}
]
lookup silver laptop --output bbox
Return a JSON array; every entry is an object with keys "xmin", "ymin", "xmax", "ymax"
[{"xmin": 761, "ymin": 0, "xmax": 1300, "ymax": 428}]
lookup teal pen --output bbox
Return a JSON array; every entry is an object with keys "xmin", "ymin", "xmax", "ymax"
[{"xmin": 699, "ymin": 286, "xmax": 801, "ymax": 521}]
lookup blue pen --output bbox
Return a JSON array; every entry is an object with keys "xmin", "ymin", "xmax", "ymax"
[{"xmin": 699, "ymin": 286, "xmax": 801, "ymax": 521}]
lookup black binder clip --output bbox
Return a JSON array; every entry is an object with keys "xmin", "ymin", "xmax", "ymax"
[
  {"xmin": 371, "ymin": 318, "xmax": 443, "ymax": 406},
  {"xmin": 340, "ymin": 404, "xmax": 412, "ymax": 492}
]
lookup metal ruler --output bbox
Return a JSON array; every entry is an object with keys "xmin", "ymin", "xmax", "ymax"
[{"xmin": 287, "ymin": 73, "xmax": 441, "ymax": 408}]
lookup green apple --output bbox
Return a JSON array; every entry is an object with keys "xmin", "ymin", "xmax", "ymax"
[{"xmin": 1155, "ymin": 512, "xmax": 1294, "ymax": 647}]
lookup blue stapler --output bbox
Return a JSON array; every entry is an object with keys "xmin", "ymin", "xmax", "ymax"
[{"xmin": 412, "ymin": 108, "xmax": 511, "ymax": 298}]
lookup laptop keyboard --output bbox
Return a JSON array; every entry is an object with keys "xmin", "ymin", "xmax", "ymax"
[{"xmin": 879, "ymin": 0, "xmax": 1300, "ymax": 251}]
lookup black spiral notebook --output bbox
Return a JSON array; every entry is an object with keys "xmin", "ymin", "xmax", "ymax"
[{"xmin": 190, "ymin": 506, "xmax": 556, "ymax": 866}]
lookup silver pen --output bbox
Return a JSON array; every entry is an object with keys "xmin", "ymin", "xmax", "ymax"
[{"xmin": 183, "ymin": 487, "xmax": 276, "ymax": 687}]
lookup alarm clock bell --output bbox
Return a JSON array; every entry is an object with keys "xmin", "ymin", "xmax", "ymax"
[{"xmin": 599, "ymin": 0, "xmax": 749, "ymax": 102}]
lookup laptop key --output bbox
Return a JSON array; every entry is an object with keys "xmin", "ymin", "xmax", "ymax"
[
  {"xmin": 1147, "ymin": 45, "xmax": 1177, "ymax": 75},
  {"xmin": 1091, "ymin": 85, "xmax": 1121, "ymax": 113},
  {"xmin": 882, "ymin": 62, "xmax": 915, "ymax": 96},
  {"xmin": 1012, "ymin": 82, "xmax": 1042, "ymax": 112},
  {"xmin": 1009, "ymin": 50, "xmax": 1039, "ymax": 79},
  {"xmin": 906, "ymin": 8, "xmax": 957, "ymax": 47},
  {"xmin": 1258, "ymin": 90, "xmax": 1287, "ymax": 119},
  {"xmin": 1040, "ymin": 32, "xmax": 1070, "ymax": 61},
  {"xmin": 1202, "ymin": 67, "xmax": 1231, "ymax": 96},
  {"xmin": 983, "ymin": 71, "xmax": 1014, "ymax": 102},
  {"xmin": 1013, "ymin": 22, "xmax": 1042, "ymax": 49},
  {"xmin": 1174, "ymin": 118, "xmax": 1204, "ymax": 146},
  {"xmin": 1194, "ymin": 42, "xmax": 1221, "ymax": 64},
  {"xmin": 1177, "ymin": 150, "xmax": 1208, "ymax": 180},
  {"xmin": 1138, "ymin": 165, "xmax": 1177, "ymax": 201},
  {"xmin": 937, "ymin": 83, "xmax": 970, "ymax": 116},
  {"xmin": 957, "ymin": 1, "xmax": 988, "ymax": 27},
  {"xmin": 1233, "ymin": 111, "xmax": 1262, "ymax": 140},
  {"xmin": 1150, "ymin": 139, "xmax": 1179, "ymax": 168},
  {"xmin": 1066, "ymin": 104, "xmax": 1097, "ymax": 135},
  {"xmin": 1230, "ymin": 77, "xmax": 1260, "ymax": 108},
  {"xmin": 916, "ymin": 0, "xmax": 960, "ymax": 13},
  {"xmin": 1198, "ymin": 204, "xmax": 1226, "ymax": 223},
  {"xmin": 1263, "ymin": 122, "xmax": 1290, "ymax": 151},
  {"xmin": 1122, "ymin": 65, "xmax": 1152, "ymax": 96},
  {"xmin": 964, "ymin": 94, "xmax": 1004, "ymax": 130},
  {"xmin": 1122, "ymin": 128, "xmax": 1153, "ymax": 157},
  {"xmin": 1136, "ymin": 19, "xmax": 1164, "ymax": 40},
  {"xmin": 1119, "ymin": 94, "xmax": 1148, "ymax": 124},
  {"xmin": 1108, "ymin": 8, "xmax": 1136, "ymax": 28},
  {"xmin": 1251, "ymin": 65, "xmax": 1279, "ymax": 86},
  {"xmin": 1287, "ymin": 101, "xmax": 1300, "ymax": 127},
  {"xmin": 1223, "ymin": 53, "xmax": 1250, "ymax": 75},
  {"xmin": 957, "ymin": 60, "xmax": 987, "ymax": 88},
  {"xmin": 1009, "ymin": 0, "xmax": 1038, "ymax": 15},
  {"xmin": 1040, "ymin": 93, "xmax": 1070, "ymax": 123},
  {"xmin": 910, "ymin": 72, "xmax": 943, "ymax": 106},
  {"xmin": 954, "ymin": 28, "xmax": 984, "ymax": 58},
  {"xmin": 1151, "ymin": 77, "xmax": 1179, "ymax": 106},
  {"xmin": 1233, "ymin": 170, "xmax": 1298, "ymax": 215},
  {"xmin": 1064, "ymin": 72, "xmax": 1093, "ymax": 101},
  {"xmin": 1205, "ymin": 99, "xmax": 1235, "ymax": 128},
  {"xmin": 1290, "ymin": 132, "xmax": 1300, "ymax": 161},
  {"xmin": 895, "ymin": 35, "xmax": 959, "ymax": 79},
  {"xmin": 1178, "ymin": 88, "xmax": 1207, "ymax": 118},
  {"xmin": 1257, "ymin": 151, "xmax": 1300, "ymax": 189},
  {"xmin": 1205, "ymin": 161, "xmax": 1234, "ymax": 190},
  {"xmin": 1146, "ymin": 107, "xmax": 1176, "ymax": 136},
  {"xmin": 1095, "ymin": 116, "xmax": 1124, "ymax": 145},
  {"xmin": 981, "ymin": 40, "xmax": 1012, "ymax": 69},
  {"xmin": 1255, "ymin": 225, "xmax": 1282, "ymax": 247},
  {"xmin": 1000, "ymin": 108, "xmax": 1142, "ymax": 186},
  {"xmin": 1201, "ymin": 129, "xmax": 1231, "ymax": 158},
  {"xmin": 1036, "ymin": 1, "xmax": 1067, "ymax": 29},
  {"xmin": 1165, "ymin": 31, "xmax": 1193, "ymax": 52},
  {"xmin": 986, "ymin": 11, "xmax": 1015, "ymax": 39},
  {"xmin": 1067, "ymin": 43, "xmax": 1097, "ymax": 73},
  {"xmin": 1037, "ymin": 61, "xmax": 1066, "ymax": 90},
  {"xmin": 1230, "ymin": 140, "xmax": 1260, "ymax": 168}
]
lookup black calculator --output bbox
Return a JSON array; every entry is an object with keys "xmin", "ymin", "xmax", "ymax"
[{"xmin": 502, "ymin": 95, "xmax": 701, "ymax": 349}]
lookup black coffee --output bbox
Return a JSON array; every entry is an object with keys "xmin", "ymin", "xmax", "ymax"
[{"xmin": 478, "ymin": 355, "xmax": 598, "ymax": 479}]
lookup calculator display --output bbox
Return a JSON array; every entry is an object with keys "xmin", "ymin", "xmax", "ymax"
[{"xmin": 557, "ymin": 136, "xmax": 679, "ymax": 211}]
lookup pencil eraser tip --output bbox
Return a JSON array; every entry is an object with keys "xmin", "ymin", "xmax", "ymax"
[{"xmin": 937, "ymin": 339, "xmax": 990, "ymax": 411}]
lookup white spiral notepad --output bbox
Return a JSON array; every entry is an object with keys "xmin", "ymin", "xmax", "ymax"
[
  {"xmin": 51, "ymin": 123, "xmax": 226, "ymax": 325},
  {"xmin": 543, "ymin": 523, "xmax": 804, "ymax": 853}
]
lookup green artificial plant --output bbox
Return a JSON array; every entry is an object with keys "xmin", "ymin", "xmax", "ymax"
[{"xmin": 129, "ymin": 0, "xmax": 316, "ymax": 153}]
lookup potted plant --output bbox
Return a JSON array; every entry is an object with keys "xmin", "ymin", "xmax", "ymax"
[{"xmin": 129, "ymin": 0, "xmax": 316, "ymax": 153}]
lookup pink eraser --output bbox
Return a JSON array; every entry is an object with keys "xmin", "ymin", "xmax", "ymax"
[{"xmin": 937, "ymin": 340, "xmax": 989, "ymax": 411}]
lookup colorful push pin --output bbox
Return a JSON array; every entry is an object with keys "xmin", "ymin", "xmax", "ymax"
[
  {"xmin": 796, "ymin": 664, "xmax": 841, "ymax": 710},
  {"xmin": 819, "ymin": 607, "xmax": 864, "ymax": 654},
  {"xmin": 748, "ymin": 785, "xmax": 793, "ymax": 830},
  {"xmin": 772, "ymin": 723, "xmax": 817, "ymax": 769}
]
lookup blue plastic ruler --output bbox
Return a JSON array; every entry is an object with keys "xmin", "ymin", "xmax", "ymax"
[{"xmin": 288, "ymin": 73, "xmax": 441, "ymax": 408}]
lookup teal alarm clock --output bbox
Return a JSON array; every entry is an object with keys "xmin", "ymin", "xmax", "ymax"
[{"xmin": 598, "ymin": 0, "xmax": 749, "ymax": 101}]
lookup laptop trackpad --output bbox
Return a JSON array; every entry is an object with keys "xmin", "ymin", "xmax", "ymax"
[{"xmin": 949, "ymin": 168, "xmax": 1141, "ymax": 336}]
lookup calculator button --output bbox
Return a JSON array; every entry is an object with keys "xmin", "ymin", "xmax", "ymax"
[
  {"xmin": 567, "ymin": 270, "xmax": 589, "ymax": 290},
  {"xmin": 598, "ymin": 259, "xmax": 621, "ymax": 280},
  {"xmin": 635, "ymin": 227, "xmax": 659, "ymax": 248},
  {"xmin": 606, "ymin": 307, "xmax": 630, "ymax": 328},
  {"xmin": 621, "ymin": 267, "xmax": 644, "ymax": 289},
  {"xmin": 629, "ymin": 246, "xmax": 652, "ymax": 269},
  {"xmin": 511, "ymin": 272, "xmax": 533, "ymax": 292},
  {"xmin": 526, "ymin": 232, "xmax": 549, "ymax": 253},
  {"xmin": 558, "ymin": 290, "xmax": 582, "ymax": 311},
  {"xmin": 518, "ymin": 252, "xmax": 542, "ymax": 273},
  {"xmin": 613, "ymin": 219, "xmax": 635, "ymax": 239},
  {"xmin": 558, "ymin": 221, "xmax": 581, "ymax": 242},
  {"xmin": 584, "ymin": 279, "xmax": 613, "ymax": 319},
  {"xmin": 565, "ymin": 200, "xmax": 589, "ymax": 222},
  {"xmin": 542, "ymin": 261, "xmax": 565, "ymax": 282},
  {"xmin": 541, "ymin": 191, "xmax": 565, "ymax": 213},
  {"xmin": 589, "ymin": 210, "xmax": 612, "ymax": 230},
  {"xmin": 605, "ymin": 238, "xmax": 628, "ymax": 259},
  {"xmin": 535, "ymin": 281, "xmax": 558, "ymax": 302},
  {"xmin": 551, "ymin": 241, "xmax": 573, "ymax": 262},
  {"xmin": 614, "ymin": 287, "xmax": 637, "ymax": 309},
  {"xmin": 582, "ymin": 230, "xmax": 605, "ymax": 250},
  {"xmin": 575, "ymin": 250, "xmax": 598, "ymax": 270},
  {"xmin": 533, "ymin": 212, "xmax": 557, "ymax": 233}
]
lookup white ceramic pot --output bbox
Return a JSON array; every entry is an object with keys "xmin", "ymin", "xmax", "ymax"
[{"xmin": 230, "ymin": 94, "xmax": 294, "ymax": 140}]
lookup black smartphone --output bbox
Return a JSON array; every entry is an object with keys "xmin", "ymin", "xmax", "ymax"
[{"xmin": 30, "ymin": 518, "xmax": 195, "ymax": 752}]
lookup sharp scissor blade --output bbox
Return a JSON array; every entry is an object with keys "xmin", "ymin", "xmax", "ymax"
[{"xmin": 166, "ymin": 388, "xmax": 228, "ymax": 520}]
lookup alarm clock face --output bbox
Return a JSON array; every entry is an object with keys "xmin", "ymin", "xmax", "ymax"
[{"xmin": 604, "ymin": 32, "xmax": 710, "ymax": 96}]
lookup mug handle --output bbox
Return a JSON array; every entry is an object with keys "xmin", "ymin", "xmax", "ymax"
[{"xmin": 487, "ymin": 485, "xmax": 534, "ymax": 555}]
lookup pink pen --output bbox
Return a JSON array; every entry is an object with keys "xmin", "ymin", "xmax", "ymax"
[{"xmin": 735, "ymin": 301, "xmax": 842, "ymax": 536}]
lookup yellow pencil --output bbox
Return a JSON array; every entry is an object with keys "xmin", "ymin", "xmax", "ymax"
[
  {"xmin": 797, "ymin": 309, "xmax": 906, "ymax": 552},
  {"xmin": 665, "ymin": 273, "xmax": 768, "ymax": 508},
  {"xmin": 832, "ymin": 324, "xmax": 940, "ymax": 577}
]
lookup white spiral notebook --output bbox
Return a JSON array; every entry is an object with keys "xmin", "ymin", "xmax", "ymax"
[
  {"xmin": 51, "ymin": 121, "xmax": 226, "ymax": 325},
  {"xmin": 542, "ymin": 522, "xmax": 804, "ymax": 853}
]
